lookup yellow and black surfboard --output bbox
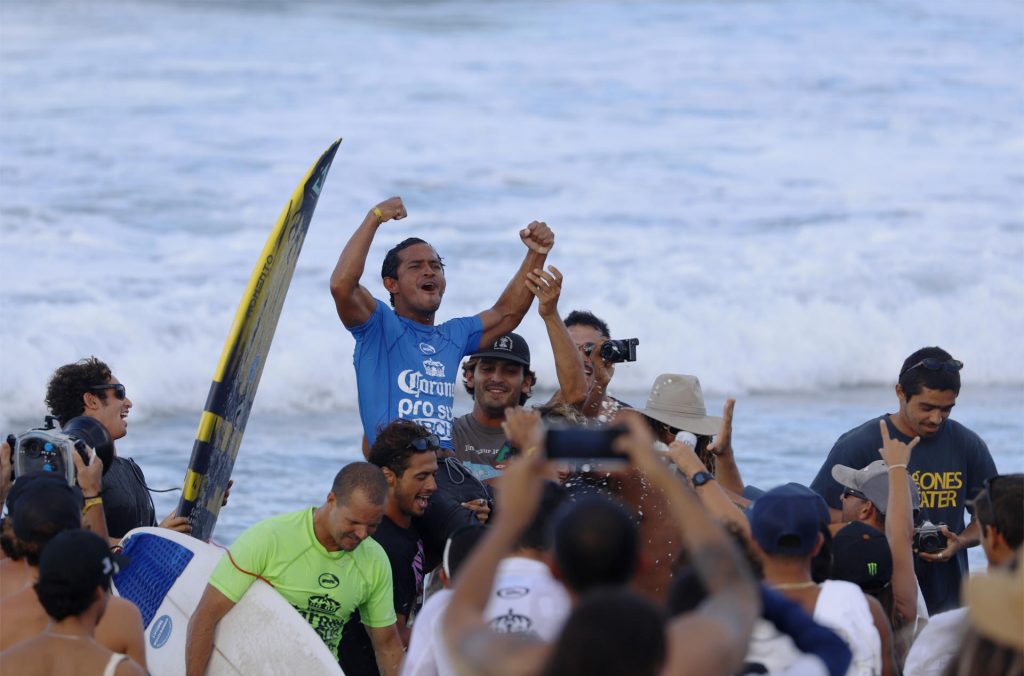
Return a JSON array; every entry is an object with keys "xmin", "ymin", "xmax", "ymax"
[{"xmin": 178, "ymin": 139, "xmax": 341, "ymax": 541}]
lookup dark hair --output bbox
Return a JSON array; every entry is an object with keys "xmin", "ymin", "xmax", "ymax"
[
  {"xmin": 35, "ymin": 577, "xmax": 102, "ymax": 621},
  {"xmin": 332, "ymin": 462, "xmax": 388, "ymax": 507},
  {"xmin": 380, "ymin": 238, "xmax": 444, "ymax": 308},
  {"xmin": 540, "ymin": 589, "xmax": 666, "ymax": 676},
  {"xmin": 811, "ymin": 524, "xmax": 834, "ymax": 584},
  {"xmin": 516, "ymin": 481, "xmax": 568, "ymax": 552},
  {"xmin": 898, "ymin": 347, "xmax": 961, "ymax": 401},
  {"xmin": 974, "ymin": 474, "xmax": 1024, "ymax": 550},
  {"xmin": 444, "ymin": 524, "xmax": 487, "ymax": 580},
  {"xmin": 368, "ymin": 419, "xmax": 435, "ymax": 476},
  {"xmin": 461, "ymin": 357, "xmax": 536, "ymax": 406},
  {"xmin": 0, "ymin": 517, "xmax": 17, "ymax": 560},
  {"xmin": 563, "ymin": 310, "xmax": 610, "ymax": 338},
  {"xmin": 552, "ymin": 495, "xmax": 638, "ymax": 594},
  {"xmin": 535, "ymin": 402, "xmax": 587, "ymax": 426},
  {"xmin": 943, "ymin": 626, "xmax": 1024, "ymax": 676},
  {"xmin": 669, "ymin": 521, "xmax": 763, "ymax": 616},
  {"xmin": 45, "ymin": 357, "xmax": 113, "ymax": 425}
]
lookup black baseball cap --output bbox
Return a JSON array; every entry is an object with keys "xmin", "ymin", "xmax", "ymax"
[
  {"xmin": 4, "ymin": 471, "xmax": 70, "ymax": 515},
  {"xmin": 37, "ymin": 529, "xmax": 129, "ymax": 595},
  {"xmin": 10, "ymin": 478, "xmax": 82, "ymax": 543},
  {"xmin": 829, "ymin": 521, "xmax": 893, "ymax": 592},
  {"xmin": 470, "ymin": 332, "xmax": 530, "ymax": 367}
]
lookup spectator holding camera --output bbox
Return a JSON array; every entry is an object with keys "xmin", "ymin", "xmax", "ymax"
[
  {"xmin": 43, "ymin": 357, "xmax": 193, "ymax": 540},
  {"xmin": 810, "ymin": 346, "xmax": 998, "ymax": 614}
]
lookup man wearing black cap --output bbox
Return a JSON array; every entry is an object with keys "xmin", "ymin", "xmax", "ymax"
[
  {"xmin": 452, "ymin": 265, "xmax": 586, "ymax": 482},
  {"xmin": 0, "ymin": 479, "xmax": 146, "ymax": 668},
  {"xmin": 0, "ymin": 529, "xmax": 143, "ymax": 676},
  {"xmin": 810, "ymin": 346, "xmax": 998, "ymax": 614}
]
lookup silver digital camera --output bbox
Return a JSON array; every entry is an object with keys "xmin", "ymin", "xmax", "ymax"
[{"xmin": 12, "ymin": 416, "xmax": 113, "ymax": 485}]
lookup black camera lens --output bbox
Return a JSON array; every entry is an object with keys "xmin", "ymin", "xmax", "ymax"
[{"xmin": 599, "ymin": 338, "xmax": 639, "ymax": 364}]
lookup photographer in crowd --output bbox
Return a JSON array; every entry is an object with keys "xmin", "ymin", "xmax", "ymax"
[
  {"xmin": 547, "ymin": 310, "xmax": 633, "ymax": 422},
  {"xmin": 43, "ymin": 357, "xmax": 192, "ymax": 540},
  {"xmin": 811, "ymin": 347, "xmax": 998, "ymax": 614}
]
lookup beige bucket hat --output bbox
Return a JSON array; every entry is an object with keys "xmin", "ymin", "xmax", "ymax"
[{"xmin": 638, "ymin": 374, "xmax": 722, "ymax": 437}]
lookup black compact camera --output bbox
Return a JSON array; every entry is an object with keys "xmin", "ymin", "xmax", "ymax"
[
  {"xmin": 914, "ymin": 519, "xmax": 948, "ymax": 555},
  {"xmin": 585, "ymin": 338, "xmax": 639, "ymax": 364},
  {"xmin": 11, "ymin": 416, "xmax": 113, "ymax": 486},
  {"xmin": 546, "ymin": 426, "xmax": 627, "ymax": 462}
]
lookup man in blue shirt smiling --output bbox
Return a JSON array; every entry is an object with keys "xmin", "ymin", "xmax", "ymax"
[{"xmin": 330, "ymin": 196, "xmax": 554, "ymax": 451}]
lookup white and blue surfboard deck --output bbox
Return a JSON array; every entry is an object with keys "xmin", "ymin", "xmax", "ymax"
[
  {"xmin": 113, "ymin": 527, "xmax": 341, "ymax": 675},
  {"xmin": 178, "ymin": 139, "xmax": 341, "ymax": 541}
]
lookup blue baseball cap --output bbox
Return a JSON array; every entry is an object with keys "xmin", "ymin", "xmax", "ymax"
[{"xmin": 749, "ymin": 483, "xmax": 830, "ymax": 556}]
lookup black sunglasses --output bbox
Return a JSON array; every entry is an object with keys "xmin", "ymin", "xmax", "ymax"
[
  {"xmin": 89, "ymin": 384, "xmax": 126, "ymax": 400},
  {"xmin": 899, "ymin": 358, "xmax": 964, "ymax": 378},
  {"xmin": 842, "ymin": 487, "xmax": 868, "ymax": 501},
  {"xmin": 408, "ymin": 434, "xmax": 441, "ymax": 452}
]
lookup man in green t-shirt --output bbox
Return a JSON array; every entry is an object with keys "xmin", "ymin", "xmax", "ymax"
[{"xmin": 185, "ymin": 462, "xmax": 404, "ymax": 676}]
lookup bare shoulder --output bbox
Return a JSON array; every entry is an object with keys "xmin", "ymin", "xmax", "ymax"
[
  {"xmin": 107, "ymin": 596, "xmax": 144, "ymax": 624},
  {"xmin": 116, "ymin": 656, "xmax": 147, "ymax": 676}
]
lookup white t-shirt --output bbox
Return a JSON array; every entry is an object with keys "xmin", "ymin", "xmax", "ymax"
[
  {"xmin": 903, "ymin": 608, "xmax": 967, "ymax": 676},
  {"xmin": 401, "ymin": 557, "xmax": 570, "ymax": 676}
]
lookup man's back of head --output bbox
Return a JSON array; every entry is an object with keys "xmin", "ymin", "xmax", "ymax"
[
  {"xmin": 551, "ymin": 495, "xmax": 638, "ymax": 595},
  {"xmin": 515, "ymin": 481, "xmax": 568, "ymax": 553},
  {"xmin": 749, "ymin": 483, "xmax": 830, "ymax": 561},
  {"xmin": 9, "ymin": 477, "xmax": 83, "ymax": 566},
  {"xmin": 972, "ymin": 474, "xmax": 1024, "ymax": 566},
  {"xmin": 331, "ymin": 462, "xmax": 389, "ymax": 507}
]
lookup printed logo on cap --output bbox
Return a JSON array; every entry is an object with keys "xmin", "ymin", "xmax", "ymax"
[
  {"xmin": 495, "ymin": 336, "xmax": 514, "ymax": 352},
  {"xmin": 867, "ymin": 562, "xmax": 878, "ymax": 576}
]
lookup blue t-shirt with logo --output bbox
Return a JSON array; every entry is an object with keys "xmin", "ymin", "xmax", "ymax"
[{"xmin": 348, "ymin": 299, "xmax": 483, "ymax": 447}]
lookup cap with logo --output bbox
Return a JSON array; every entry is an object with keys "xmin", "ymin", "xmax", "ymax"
[
  {"xmin": 829, "ymin": 521, "xmax": 893, "ymax": 592},
  {"xmin": 36, "ymin": 529, "xmax": 130, "ymax": 596},
  {"xmin": 832, "ymin": 459, "xmax": 921, "ymax": 514},
  {"xmin": 470, "ymin": 332, "xmax": 530, "ymax": 368},
  {"xmin": 749, "ymin": 483, "xmax": 831, "ymax": 556}
]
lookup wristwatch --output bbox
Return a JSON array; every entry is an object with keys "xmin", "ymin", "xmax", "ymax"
[{"xmin": 690, "ymin": 471, "xmax": 714, "ymax": 488}]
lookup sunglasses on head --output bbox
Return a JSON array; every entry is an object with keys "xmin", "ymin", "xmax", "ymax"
[
  {"xmin": 89, "ymin": 384, "xmax": 126, "ymax": 400},
  {"xmin": 407, "ymin": 434, "xmax": 441, "ymax": 452},
  {"xmin": 899, "ymin": 358, "xmax": 963, "ymax": 378},
  {"xmin": 842, "ymin": 487, "xmax": 868, "ymax": 501}
]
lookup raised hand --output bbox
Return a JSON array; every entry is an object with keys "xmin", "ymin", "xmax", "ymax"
[
  {"xmin": 371, "ymin": 196, "xmax": 407, "ymax": 223},
  {"xmin": 526, "ymin": 265, "xmax": 563, "ymax": 318},
  {"xmin": 520, "ymin": 221, "xmax": 554, "ymax": 254},
  {"xmin": 501, "ymin": 406, "xmax": 544, "ymax": 455},
  {"xmin": 707, "ymin": 398, "xmax": 736, "ymax": 458},
  {"xmin": 878, "ymin": 419, "xmax": 919, "ymax": 468}
]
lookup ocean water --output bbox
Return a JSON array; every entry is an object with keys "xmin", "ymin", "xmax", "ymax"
[{"xmin": 1, "ymin": 0, "xmax": 1022, "ymax": 562}]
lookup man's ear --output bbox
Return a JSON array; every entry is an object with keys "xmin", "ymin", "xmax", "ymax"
[
  {"xmin": 381, "ymin": 466, "xmax": 398, "ymax": 489},
  {"xmin": 464, "ymin": 367, "xmax": 476, "ymax": 390},
  {"xmin": 895, "ymin": 383, "xmax": 907, "ymax": 404},
  {"xmin": 810, "ymin": 531, "xmax": 825, "ymax": 558},
  {"xmin": 82, "ymin": 391, "xmax": 101, "ymax": 414},
  {"xmin": 382, "ymin": 276, "xmax": 399, "ymax": 296}
]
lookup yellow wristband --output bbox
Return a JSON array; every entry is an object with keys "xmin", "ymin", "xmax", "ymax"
[
  {"xmin": 82, "ymin": 496, "xmax": 103, "ymax": 514},
  {"xmin": 372, "ymin": 207, "xmax": 384, "ymax": 224}
]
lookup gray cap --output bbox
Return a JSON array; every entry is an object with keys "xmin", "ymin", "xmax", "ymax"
[{"xmin": 832, "ymin": 459, "xmax": 920, "ymax": 514}]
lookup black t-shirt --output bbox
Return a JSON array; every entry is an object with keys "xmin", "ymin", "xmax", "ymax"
[
  {"xmin": 338, "ymin": 516, "xmax": 424, "ymax": 675},
  {"xmin": 810, "ymin": 414, "xmax": 997, "ymax": 614},
  {"xmin": 413, "ymin": 455, "xmax": 494, "ymax": 571},
  {"xmin": 101, "ymin": 456, "xmax": 157, "ymax": 538}
]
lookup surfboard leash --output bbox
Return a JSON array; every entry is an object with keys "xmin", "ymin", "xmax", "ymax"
[{"xmin": 209, "ymin": 539, "xmax": 275, "ymax": 589}]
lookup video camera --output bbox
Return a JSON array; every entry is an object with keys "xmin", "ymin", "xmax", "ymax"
[
  {"xmin": 584, "ymin": 338, "xmax": 639, "ymax": 364},
  {"xmin": 10, "ymin": 416, "xmax": 113, "ymax": 486}
]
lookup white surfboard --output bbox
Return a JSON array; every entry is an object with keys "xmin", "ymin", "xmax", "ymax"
[{"xmin": 112, "ymin": 527, "xmax": 341, "ymax": 675}]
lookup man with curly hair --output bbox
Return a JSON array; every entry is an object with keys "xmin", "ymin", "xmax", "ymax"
[{"xmin": 45, "ymin": 357, "xmax": 189, "ymax": 540}]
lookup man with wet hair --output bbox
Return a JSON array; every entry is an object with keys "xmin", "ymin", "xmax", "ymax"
[
  {"xmin": 329, "ymin": 196, "xmax": 554, "ymax": 450},
  {"xmin": 811, "ymin": 346, "xmax": 998, "ymax": 614},
  {"xmin": 339, "ymin": 420, "xmax": 439, "ymax": 675},
  {"xmin": 551, "ymin": 309, "xmax": 631, "ymax": 422},
  {"xmin": 187, "ymin": 462, "xmax": 403, "ymax": 676},
  {"xmin": 0, "ymin": 529, "xmax": 144, "ymax": 676},
  {"xmin": 43, "ymin": 357, "xmax": 190, "ymax": 539}
]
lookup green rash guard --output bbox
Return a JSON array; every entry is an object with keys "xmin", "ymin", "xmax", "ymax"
[{"xmin": 209, "ymin": 507, "xmax": 396, "ymax": 660}]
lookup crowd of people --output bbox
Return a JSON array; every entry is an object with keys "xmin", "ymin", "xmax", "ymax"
[{"xmin": 1, "ymin": 196, "xmax": 1020, "ymax": 676}]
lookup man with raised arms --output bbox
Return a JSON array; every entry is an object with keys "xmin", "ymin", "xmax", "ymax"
[{"xmin": 329, "ymin": 196, "xmax": 554, "ymax": 450}]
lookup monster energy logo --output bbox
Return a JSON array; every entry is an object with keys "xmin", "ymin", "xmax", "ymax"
[{"xmin": 867, "ymin": 562, "xmax": 878, "ymax": 576}]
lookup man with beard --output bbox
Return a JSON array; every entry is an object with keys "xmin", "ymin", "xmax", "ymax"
[
  {"xmin": 810, "ymin": 346, "xmax": 998, "ymax": 614},
  {"xmin": 329, "ymin": 196, "xmax": 554, "ymax": 450},
  {"xmin": 451, "ymin": 265, "xmax": 586, "ymax": 482},
  {"xmin": 339, "ymin": 420, "xmax": 439, "ymax": 675}
]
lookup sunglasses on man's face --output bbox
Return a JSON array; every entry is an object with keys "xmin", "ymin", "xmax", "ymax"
[
  {"xmin": 899, "ymin": 358, "xmax": 964, "ymax": 377},
  {"xmin": 407, "ymin": 434, "xmax": 441, "ymax": 452},
  {"xmin": 842, "ymin": 487, "xmax": 868, "ymax": 501},
  {"xmin": 89, "ymin": 384, "xmax": 126, "ymax": 400}
]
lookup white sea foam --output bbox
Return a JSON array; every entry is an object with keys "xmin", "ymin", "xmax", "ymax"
[{"xmin": 1, "ymin": 0, "xmax": 1021, "ymax": 429}]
